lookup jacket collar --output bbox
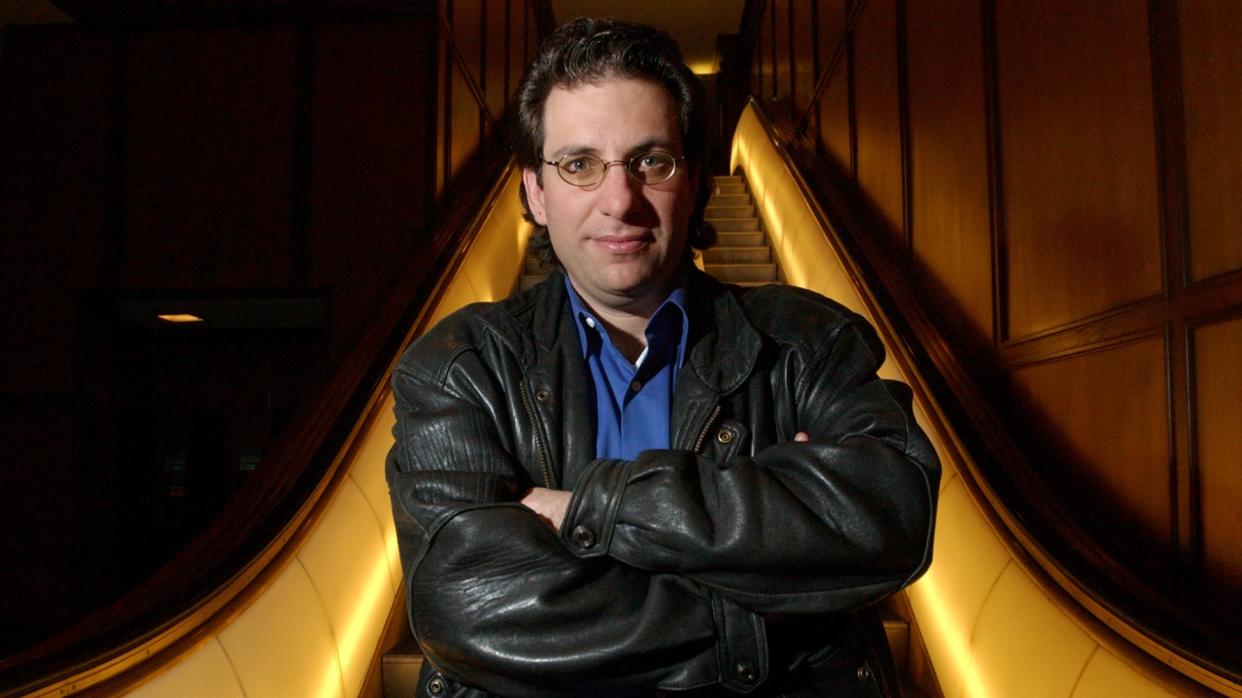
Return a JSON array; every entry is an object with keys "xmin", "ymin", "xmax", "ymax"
[
  {"xmin": 515, "ymin": 266, "xmax": 762, "ymax": 471},
  {"xmin": 682, "ymin": 266, "xmax": 762, "ymax": 397},
  {"xmin": 524, "ymin": 267, "xmax": 762, "ymax": 396}
]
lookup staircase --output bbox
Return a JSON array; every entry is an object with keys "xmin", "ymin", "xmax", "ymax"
[{"xmin": 701, "ymin": 174, "xmax": 779, "ymax": 286}]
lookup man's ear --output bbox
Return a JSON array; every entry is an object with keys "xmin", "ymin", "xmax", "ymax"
[{"xmin": 522, "ymin": 167, "xmax": 548, "ymax": 226}]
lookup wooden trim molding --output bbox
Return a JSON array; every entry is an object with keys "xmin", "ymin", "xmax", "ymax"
[
  {"xmin": 980, "ymin": 0, "xmax": 1005, "ymax": 349},
  {"xmin": 438, "ymin": 2, "xmax": 496, "ymax": 128},
  {"xmin": 795, "ymin": 0, "xmax": 865, "ymax": 139}
]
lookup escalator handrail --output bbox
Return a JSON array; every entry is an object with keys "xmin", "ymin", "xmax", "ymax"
[
  {"xmin": 0, "ymin": 154, "xmax": 520, "ymax": 697},
  {"xmin": 737, "ymin": 97, "xmax": 1242, "ymax": 695}
]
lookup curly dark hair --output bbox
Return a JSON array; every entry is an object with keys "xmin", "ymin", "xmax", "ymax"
[{"xmin": 511, "ymin": 17, "xmax": 716, "ymax": 266}]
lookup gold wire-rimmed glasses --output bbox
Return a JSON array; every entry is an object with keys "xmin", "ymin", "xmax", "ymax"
[{"xmin": 542, "ymin": 151, "xmax": 686, "ymax": 188}]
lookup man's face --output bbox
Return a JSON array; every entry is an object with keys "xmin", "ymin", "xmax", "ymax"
[{"xmin": 522, "ymin": 77, "xmax": 697, "ymax": 316}]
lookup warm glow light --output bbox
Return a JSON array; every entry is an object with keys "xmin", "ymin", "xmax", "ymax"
[
  {"xmin": 330, "ymin": 543, "xmax": 399, "ymax": 694},
  {"xmin": 314, "ymin": 651, "xmax": 344, "ymax": 698},
  {"xmin": 688, "ymin": 59, "xmax": 717, "ymax": 75},
  {"xmin": 909, "ymin": 563, "xmax": 994, "ymax": 697},
  {"xmin": 158, "ymin": 313, "xmax": 204, "ymax": 323},
  {"xmin": 432, "ymin": 166, "xmax": 533, "ymax": 320}
]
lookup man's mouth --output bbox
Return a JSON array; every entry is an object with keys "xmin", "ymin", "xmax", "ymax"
[{"xmin": 593, "ymin": 233, "xmax": 652, "ymax": 254}]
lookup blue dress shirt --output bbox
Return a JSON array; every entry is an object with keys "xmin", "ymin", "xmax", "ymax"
[{"xmin": 564, "ymin": 278, "xmax": 690, "ymax": 463}]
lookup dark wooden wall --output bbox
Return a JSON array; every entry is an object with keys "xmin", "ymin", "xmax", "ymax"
[
  {"xmin": 0, "ymin": 0, "xmax": 543, "ymax": 654},
  {"xmin": 749, "ymin": 0, "xmax": 1242, "ymax": 604}
]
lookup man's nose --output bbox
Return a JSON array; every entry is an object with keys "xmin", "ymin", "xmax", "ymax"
[{"xmin": 596, "ymin": 161, "xmax": 642, "ymax": 218}]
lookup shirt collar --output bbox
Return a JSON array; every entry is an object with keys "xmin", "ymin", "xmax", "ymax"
[{"xmin": 563, "ymin": 276, "xmax": 689, "ymax": 368}]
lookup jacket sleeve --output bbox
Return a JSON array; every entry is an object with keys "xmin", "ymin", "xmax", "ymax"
[
  {"xmin": 558, "ymin": 317, "xmax": 941, "ymax": 615},
  {"xmin": 387, "ymin": 332, "xmax": 764, "ymax": 695}
]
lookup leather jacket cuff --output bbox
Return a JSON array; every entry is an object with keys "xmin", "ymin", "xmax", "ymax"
[
  {"xmin": 712, "ymin": 593, "xmax": 768, "ymax": 693},
  {"xmin": 560, "ymin": 458, "xmax": 632, "ymax": 558}
]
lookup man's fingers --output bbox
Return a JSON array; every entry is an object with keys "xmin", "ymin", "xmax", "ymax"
[
  {"xmin": 794, "ymin": 431, "xmax": 810, "ymax": 442},
  {"xmin": 521, "ymin": 487, "xmax": 572, "ymax": 532}
]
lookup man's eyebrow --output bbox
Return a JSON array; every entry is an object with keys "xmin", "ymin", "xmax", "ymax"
[
  {"xmin": 547, "ymin": 145, "xmax": 599, "ymax": 160},
  {"xmin": 629, "ymin": 138, "xmax": 678, "ymax": 154},
  {"xmin": 547, "ymin": 138, "xmax": 680, "ymax": 160}
]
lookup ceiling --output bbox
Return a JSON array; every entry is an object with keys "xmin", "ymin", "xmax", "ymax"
[{"xmin": 1, "ymin": 0, "xmax": 745, "ymax": 74}]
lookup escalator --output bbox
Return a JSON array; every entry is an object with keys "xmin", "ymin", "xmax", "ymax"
[{"xmin": 6, "ymin": 102, "xmax": 1238, "ymax": 697}]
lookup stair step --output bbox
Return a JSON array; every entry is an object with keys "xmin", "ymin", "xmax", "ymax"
[
  {"xmin": 712, "ymin": 182, "xmax": 746, "ymax": 195},
  {"xmin": 712, "ymin": 175, "xmax": 744, "ymax": 185},
  {"xmin": 705, "ymin": 263, "xmax": 777, "ymax": 282},
  {"xmin": 715, "ymin": 231, "xmax": 766, "ymax": 247},
  {"xmin": 382, "ymin": 638, "xmax": 424, "ymax": 697},
  {"xmin": 702, "ymin": 246, "xmax": 770, "ymax": 264},
  {"xmin": 706, "ymin": 217, "xmax": 760, "ymax": 232},
  {"xmin": 708, "ymin": 193, "xmax": 751, "ymax": 207},
  {"xmin": 882, "ymin": 613, "xmax": 909, "ymax": 674},
  {"xmin": 705, "ymin": 204, "xmax": 755, "ymax": 218}
]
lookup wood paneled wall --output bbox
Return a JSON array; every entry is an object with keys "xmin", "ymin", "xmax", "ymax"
[
  {"xmin": 748, "ymin": 0, "xmax": 1242, "ymax": 608},
  {"xmin": 0, "ymin": 0, "xmax": 544, "ymax": 653}
]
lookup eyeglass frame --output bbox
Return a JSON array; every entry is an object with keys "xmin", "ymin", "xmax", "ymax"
[{"xmin": 541, "ymin": 150, "xmax": 688, "ymax": 188}]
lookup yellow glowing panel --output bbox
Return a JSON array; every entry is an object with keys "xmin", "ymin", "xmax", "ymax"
[
  {"xmin": 1072, "ymin": 648, "xmax": 1176, "ymax": 698},
  {"xmin": 462, "ymin": 168, "xmax": 530, "ymax": 302},
  {"xmin": 347, "ymin": 399, "xmax": 405, "ymax": 591},
  {"xmin": 429, "ymin": 165, "xmax": 534, "ymax": 326},
  {"xmin": 126, "ymin": 638, "xmax": 244, "ymax": 698},
  {"xmin": 158, "ymin": 314, "xmax": 203, "ymax": 323},
  {"xmin": 908, "ymin": 567, "xmax": 992, "ymax": 698},
  {"xmin": 907, "ymin": 477, "xmax": 1011, "ymax": 698},
  {"xmin": 298, "ymin": 480, "xmax": 395, "ymax": 697},
  {"xmin": 968, "ymin": 565, "xmax": 1096, "ymax": 697},
  {"xmin": 216, "ymin": 562, "xmax": 344, "ymax": 698}
]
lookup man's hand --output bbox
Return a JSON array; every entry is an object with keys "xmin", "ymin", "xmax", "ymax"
[{"xmin": 521, "ymin": 487, "xmax": 572, "ymax": 531}]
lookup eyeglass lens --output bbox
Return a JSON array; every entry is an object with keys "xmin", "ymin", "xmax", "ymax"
[{"xmin": 555, "ymin": 152, "xmax": 678, "ymax": 187}]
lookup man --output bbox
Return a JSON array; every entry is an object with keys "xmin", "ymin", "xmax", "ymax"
[{"xmin": 387, "ymin": 18, "xmax": 939, "ymax": 697}]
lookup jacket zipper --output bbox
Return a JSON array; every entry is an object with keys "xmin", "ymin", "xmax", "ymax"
[
  {"xmin": 691, "ymin": 404, "xmax": 723, "ymax": 454},
  {"xmin": 519, "ymin": 379, "xmax": 553, "ymax": 488}
]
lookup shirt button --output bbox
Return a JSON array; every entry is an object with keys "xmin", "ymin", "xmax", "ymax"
[
  {"xmin": 572, "ymin": 525, "xmax": 596, "ymax": 549},
  {"xmin": 584, "ymin": 316, "xmax": 596, "ymax": 328},
  {"xmin": 735, "ymin": 662, "xmax": 756, "ymax": 683},
  {"xmin": 716, "ymin": 428, "xmax": 734, "ymax": 444},
  {"xmin": 629, "ymin": 380, "xmax": 642, "ymax": 392}
]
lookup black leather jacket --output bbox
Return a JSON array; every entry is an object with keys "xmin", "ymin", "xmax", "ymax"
[{"xmin": 386, "ymin": 268, "xmax": 939, "ymax": 696}]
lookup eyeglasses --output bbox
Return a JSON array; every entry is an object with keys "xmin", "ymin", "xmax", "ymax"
[{"xmin": 542, "ymin": 151, "xmax": 686, "ymax": 188}]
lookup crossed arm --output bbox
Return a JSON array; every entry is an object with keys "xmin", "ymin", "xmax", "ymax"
[
  {"xmin": 387, "ymin": 317, "xmax": 939, "ymax": 694},
  {"xmin": 520, "ymin": 432, "xmax": 811, "ymax": 531}
]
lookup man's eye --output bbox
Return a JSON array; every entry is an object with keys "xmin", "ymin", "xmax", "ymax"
[
  {"xmin": 564, "ymin": 158, "xmax": 591, "ymax": 173},
  {"xmin": 637, "ymin": 154, "xmax": 660, "ymax": 169}
]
